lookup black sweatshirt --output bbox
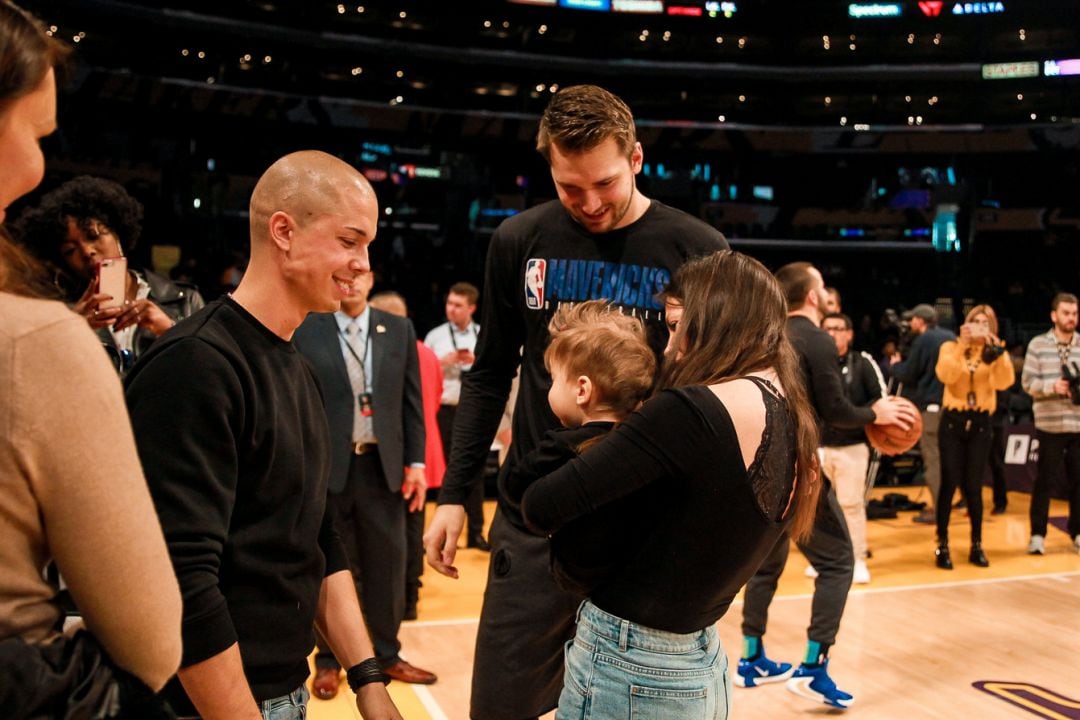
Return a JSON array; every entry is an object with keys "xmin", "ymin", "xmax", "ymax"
[
  {"xmin": 823, "ymin": 350, "xmax": 888, "ymax": 446},
  {"xmin": 439, "ymin": 199, "xmax": 727, "ymax": 528},
  {"xmin": 504, "ymin": 422, "xmax": 661, "ymax": 596},
  {"xmin": 787, "ymin": 315, "xmax": 876, "ymax": 433},
  {"xmin": 522, "ymin": 386, "xmax": 794, "ymax": 634},
  {"xmin": 125, "ymin": 297, "xmax": 348, "ymax": 709}
]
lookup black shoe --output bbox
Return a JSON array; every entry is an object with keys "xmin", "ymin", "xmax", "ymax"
[
  {"xmin": 467, "ymin": 535, "xmax": 491, "ymax": 552},
  {"xmin": 991, "ymin": 505, "xmax": 1007, "ymax": 515},
  {"xmin": 935, "ymin": 544, "xmax": 953, "ymax": 570},
  {"xmin": 969, "ymin": 543, "xmax": 989, "ymax": 567}
]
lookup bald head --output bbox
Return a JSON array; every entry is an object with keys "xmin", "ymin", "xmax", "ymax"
[{"xmin": 250, "ymin": 150, "xmax": 374, "ymax": 245}]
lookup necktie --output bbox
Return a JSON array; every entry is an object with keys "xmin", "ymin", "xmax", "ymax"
[{"xmin": 343, "ymin": 321, "xmax": 373, "ymax": 443}]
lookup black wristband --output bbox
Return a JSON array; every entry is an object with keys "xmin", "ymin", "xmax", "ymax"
[{"xmin": 346, "ymin": 657, "xmax": 390, "ymax": 691}]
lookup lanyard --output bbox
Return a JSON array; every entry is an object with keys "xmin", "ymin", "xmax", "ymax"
[
  {"xmin": 448, "ymin": 322, "xmax": 477, "ymax": 352},
  {"xmin": 338, "ymin": 324, "xmax": 372, "ymax": 393}
]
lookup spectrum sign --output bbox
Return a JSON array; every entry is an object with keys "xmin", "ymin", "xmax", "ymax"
[{"xmin": 849, "ymin": 3, "xmax": 902, "ymax": 18}]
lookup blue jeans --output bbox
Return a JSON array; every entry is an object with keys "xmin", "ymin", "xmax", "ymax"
[
  {"xmin": 557, "ymin": 600, "xmax": 729, "ymax": 720},
  {"xmin": 260, "ymin": 684, "xmax": 309, "ymax": 720}
]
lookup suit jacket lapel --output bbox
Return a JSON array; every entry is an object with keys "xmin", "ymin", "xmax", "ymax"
[
  {"xmin": 322, "ymin": 313, "xmax": 352, "ymax": 391},
  {"xmin": 370, "ymin": 308, "xmax": 384, "ymax": 397}
]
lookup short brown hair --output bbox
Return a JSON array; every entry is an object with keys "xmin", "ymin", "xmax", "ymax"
[
  {"xmin": 448, "ymin": 281, "xmax": 479, "ymax": 305},
  {"xmin": 536, "ymin": 85, "xmax": 637, "ymax": 162},
  {"xmin": 544, "ymin": 300, "xmax": 655, "ymax": 419},
  {"xmin": 774, "ymin": 262, "xmax": 817, "ymax": 312},
  {"xmin": 1052, "ymin": 292, "xmax": 1078, "ymax": 312}
]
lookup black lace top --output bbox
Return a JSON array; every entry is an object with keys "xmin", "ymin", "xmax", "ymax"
[{"xmin": 522, "ymin": 380, "xmax": 797, "ymax": 634}]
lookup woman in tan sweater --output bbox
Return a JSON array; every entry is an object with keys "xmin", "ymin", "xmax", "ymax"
[
  {"xmin": 0, "ymin": 0, "xmax": 181, "ymax": 706},
  {"xmin": 933, "ymin": 304, "xmax": 1015, "ymax": 569}
]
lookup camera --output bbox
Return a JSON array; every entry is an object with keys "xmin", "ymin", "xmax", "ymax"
[{"xmin": 1062, "ymin": 362, "xmax": 1080, "ymax": 406}]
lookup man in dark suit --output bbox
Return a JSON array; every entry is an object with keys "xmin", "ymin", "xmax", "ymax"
[{"xmin": 294, "ymin": 270, "xmax": 435, "ymax": 697}]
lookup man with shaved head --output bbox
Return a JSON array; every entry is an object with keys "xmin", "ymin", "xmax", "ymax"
[{"xmin": 126, "ymin": 151, "xmax": 402, "ymax": 720}]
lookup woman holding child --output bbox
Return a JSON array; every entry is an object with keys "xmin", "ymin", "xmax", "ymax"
[{"xmin": 521, "ymin": 250, "xmax": 822, "ymax": 720}]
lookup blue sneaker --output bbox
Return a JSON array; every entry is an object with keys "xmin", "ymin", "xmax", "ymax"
[
  {"xmin": 734, "ymin": 651, "xmax": 794, "ymax": 688},
  {"xmin": 785, "ymin": 660, "xmax": 855, "ymax": 709}
]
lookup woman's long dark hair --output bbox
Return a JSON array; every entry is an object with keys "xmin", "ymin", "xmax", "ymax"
[
  {"xmin": 0, "ymin": 0, "xmax": 69, "ymax": 297},
  {"xmin": 660, "ymin": 250, "xmax": 822, "ymax": 541}
]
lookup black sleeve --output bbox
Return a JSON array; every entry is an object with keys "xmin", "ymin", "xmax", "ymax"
[
  {"xmin": 125, "ymin": 338, "xmax": 244, "ymax": 667},
  {"xmin": 890, "ymin": 335, "xmax": 923, "ymax": 384},
  {"xmin": 318, "ymin": 499, "xmax": 349, "ymax": 576},
  {"xmin": 503, "ymin": 431, "xmax": 577, "ymax": 531},
  {"xmin": 522, "ymin": 391, "xmax": 700, "ymax": 534},
  {"xmin": 439, "ymin": 227, "xmax": 524, "ymax": 504},
  {"xmin": 806, "ymin": 332, "xmax": 876, "ymax": 429},
  {"xmin": 402, "ymin": 320, "xmax": 426, "ymax": 466}
]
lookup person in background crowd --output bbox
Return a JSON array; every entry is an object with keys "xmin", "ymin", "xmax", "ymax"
[
  {"xmin": 1022, "ymin": 292, "xmax": 1080, "ymax": 555},
  {"xmin": 891, "ymin": 304, "xmax": 956, "ymax": 524},
  {"xmin": 18, "ymin": 176, "xmax": 204, "ymax": 373},
  {"xmin": 423, "ymin": 281, "xmax": 489, "ymax": 550},
  {"xmin": 933, "ymin": 304, "xmax": 1014, "ymax": 569},
  {"xmin": 825, "ymin": 286, "xmax": 842, "ymax": 314},
  {"xmin": 0, "ymin": 1, "xmax": 181, "ymax": 713},
  {"xmin": 371, "ymin": 289, "xmax": 445, "ymax": 621},
  {"xmin": 423, "ymin": 84, "xmax": 728, "ymax": 720},
  {"xmin": 819, "ymin": 312, "xmax": 887, "ymax": 584}
]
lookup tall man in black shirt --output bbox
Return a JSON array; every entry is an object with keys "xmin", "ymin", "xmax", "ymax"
[
  {"xmin": 735, "ymin": 262, "xmax": 912, "ymax": 710},
  {"xmin": 423, "ymin": 85, "xmax": 727, "ymax": 720},
  {"xmin": 126, "ymin": 152, "xmax": 401, "ymax": 720}
]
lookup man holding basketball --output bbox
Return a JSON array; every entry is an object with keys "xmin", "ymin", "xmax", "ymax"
[{"xmin": 735, "ymin": 262, "xmax": 914, "ymax": 710}]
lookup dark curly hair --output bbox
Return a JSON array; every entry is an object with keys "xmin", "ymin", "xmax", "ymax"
[{"xmin": 17, "ymin": 175, "xmax": 144, "ymax": 268}]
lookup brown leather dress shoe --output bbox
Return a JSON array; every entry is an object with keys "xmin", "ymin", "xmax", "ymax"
[
  {"xmin": 382, "ymin": 659, "xmax": 438, "ymax": 684},
  {"xmin": 312, "ymin": 667, "xmax": 341, "ymax": 700}
]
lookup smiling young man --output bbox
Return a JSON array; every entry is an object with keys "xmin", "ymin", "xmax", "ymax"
[
  {"xmin": 423, "ymin": 85, "xmax": 727, "ymax": 720},
  {"xmin": 125, "ymin": 151, "xmax": 401, "ymax": 720}
]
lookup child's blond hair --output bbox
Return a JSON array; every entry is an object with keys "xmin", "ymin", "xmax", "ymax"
[{"xmin": 544, "ymin": 300, "xmax": 656, "ymax": 419}]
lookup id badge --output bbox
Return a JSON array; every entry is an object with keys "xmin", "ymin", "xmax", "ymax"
[{"xmin": 358, "ymin": 392, "xmax": 374, "ymax": 417}]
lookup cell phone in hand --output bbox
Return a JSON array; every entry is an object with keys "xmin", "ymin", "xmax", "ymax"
[
  {"xmin": 967, "ymin": 323, "xmax": 988, "ymax": 339},
  {"xmin": 97, "ymin": 257, "xmax": 127, "ymax": 309}
]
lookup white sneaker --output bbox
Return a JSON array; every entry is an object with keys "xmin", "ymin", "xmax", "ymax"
[
  {"xmin": 1027, "ymin": 535, "xmax": 1045, "ymax": 555},
  {"xmin": 804, "ymin": 565, "xmax": 819, "ymax": 579},
  {"xmin": 852, "ymin": 560, "xmax": 871, "ymax": 584},
  {"xmin": 1074, "ymin": 535, "xmax": 1080, "ymax": 554}
]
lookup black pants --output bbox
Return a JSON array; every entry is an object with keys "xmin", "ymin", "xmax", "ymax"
[
  {"xmin": 742, "ymin": 481, "xmax": 854, "ymax": 648},
  {"xmin": 436, "ymin": 404, "xmax": 486, "ymax": 539},
  {"xmin": 1031, "ymin": 430, "xmax": 1080, "ymax": 539},
  {"xmin": 316, "ymin": 451, "xmax": 406, "ymax": 668},
  {"xmin": 989, "ymin": 422, "xmax": 1008, "ymax": 509},
  {"xmin": 405, "ymin": 499, "xmax": 425, "ymax": 606},
  {"xmin": 937, "ymin": 409, "xmax": 992, "ymax": 545}
]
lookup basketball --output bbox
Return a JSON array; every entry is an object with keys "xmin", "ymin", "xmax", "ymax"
[{"xmin": 864, "ymin": 397, "xmax": 923, "ymax": 456}]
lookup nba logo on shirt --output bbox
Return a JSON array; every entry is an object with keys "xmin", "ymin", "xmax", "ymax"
[{"xmin": 525, "ymin": 258, "xmax": 546, "ymax": 309}]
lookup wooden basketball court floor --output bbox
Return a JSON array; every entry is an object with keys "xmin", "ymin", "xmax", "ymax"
[{"xmin": 309, "ymin": 487, "xmax": 1080, "ymax": 719}]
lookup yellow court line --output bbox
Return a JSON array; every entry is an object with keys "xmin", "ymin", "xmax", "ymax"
[{"xmin": 981, "ymin": 682, "xmax": 1080, "ymax": 720}]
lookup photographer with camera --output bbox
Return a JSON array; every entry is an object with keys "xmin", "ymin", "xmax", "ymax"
[
  {"xmin": 933, "ymin": 305, "xmax": 1014, "ymax": 569},
  {"xmin": 1021, "ymin": 292, "xmax": 1080, "ymax": 556}
]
